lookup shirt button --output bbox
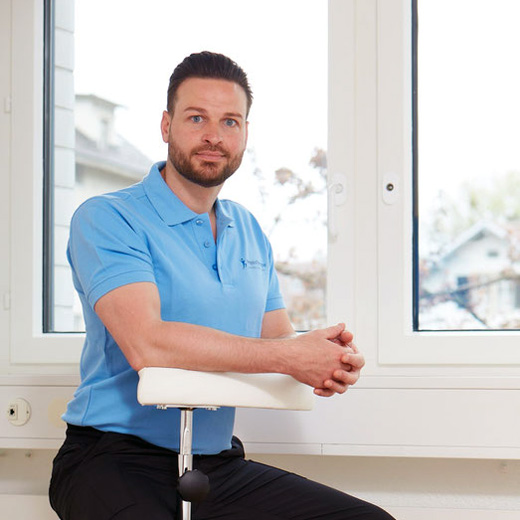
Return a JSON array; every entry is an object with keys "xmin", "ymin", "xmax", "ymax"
[
  {"xmin": 204, "ymin": 240, "xmax": 211, "ymax": 248},
  {"xmin": 212, "ymin": 264, "xmax": 217, "ymax": 270},
  {"xmin": 196, "ymin": 219, "xmax": 204, "ymax": 226}
]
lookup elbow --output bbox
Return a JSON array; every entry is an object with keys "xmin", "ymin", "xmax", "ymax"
[
  {"xmin": 122, "ymin": 345, "xmax": 148, "ymax": 372},
  {"xmin": 128, "ymin": 355, "xmax": 147, "ymax": 373},
  {"xmin": 116, "ymin": 335, "xmax": 154, "ymax": 373},
  {"xmin": 109, "ymin": 318, "xmax": 167, "ymax": 372}
]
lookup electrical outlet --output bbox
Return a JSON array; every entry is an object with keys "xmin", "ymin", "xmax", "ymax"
[{"xmin": 6, "ymin": 398, "xmax": 31, "ymax": 426}]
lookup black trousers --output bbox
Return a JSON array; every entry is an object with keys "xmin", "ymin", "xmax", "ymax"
[{"xmin": 49, "ymin": 425, "xmax": 395, "ymax": 520}]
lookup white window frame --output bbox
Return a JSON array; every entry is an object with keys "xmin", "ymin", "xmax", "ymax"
[
  {"xmin": 0, "ymin": 0, "xmax": 11, "ymax": 369},
  {"xmin": 318, "ymin": 0, "xmax": 520, "ymax": 460},
  {"xmin": 375, "ymin": 0, "xmax": 520, "ymax": 370},
  {"xmin": 7, "ymin": 0, "xmax": 339, "ymax": 372},
  {"xmin": 325, "ymin": 0, "xmax": 520, "ymax": 394},
  {"xmin": 8, "ymin": 0, "xmax": 83, "ymax": 369}
]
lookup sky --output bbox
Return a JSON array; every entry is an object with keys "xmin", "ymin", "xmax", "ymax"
[
  {"xmin": 417, "ymin": 0, "xmax": 520, "ymax": 204},
  {"xmin": 74, "ymin": 0, "xmax": 328, "ymax": 261}
]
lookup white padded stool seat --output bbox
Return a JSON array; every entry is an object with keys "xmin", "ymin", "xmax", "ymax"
[
  {"xmin": 137, "ymin": 367, "xmax": 313, "ymax": 520},
  {"xmin": 137, "ymin": 367, "xmax": 314, "ymax": 411}
]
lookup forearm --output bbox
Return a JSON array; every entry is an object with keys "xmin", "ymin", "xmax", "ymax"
[
  {"xmin": 118, "ymin": 317, "xmax": 362, "ymax": 395},
  {"xmin": 126, "ymin": 318, "xmax": 362, "ymax": 397},
  {"xmin": 128, "ymin": 319, "xmax": 290, "ymax": 375}
]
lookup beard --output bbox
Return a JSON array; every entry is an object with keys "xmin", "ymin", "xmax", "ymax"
[{"xmin": 168, "ymin": 141, "xmax": 245, "ymax": 188}]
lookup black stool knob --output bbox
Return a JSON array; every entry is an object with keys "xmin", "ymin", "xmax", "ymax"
[{"xmin": 177, "ymin": 469, "xmax": 210, "ymax": 502}]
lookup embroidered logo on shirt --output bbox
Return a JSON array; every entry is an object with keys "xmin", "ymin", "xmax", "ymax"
[{"xmin": 241, "ymin": 258, "xmax": 266, "ymax": 270}]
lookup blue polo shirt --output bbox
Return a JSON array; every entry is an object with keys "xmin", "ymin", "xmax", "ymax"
[{"xmin": 63, "ymin": 162, "xmax": 285, "ymax": 454}]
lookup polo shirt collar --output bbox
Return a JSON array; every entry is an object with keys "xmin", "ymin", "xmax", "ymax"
[
  {"xmin": 143, "ymin": 161, "xmax": 234, "ymax": 228},
  {"xmin": 214, "ymin": 198, "xmax": 234, "ymax": 231}
]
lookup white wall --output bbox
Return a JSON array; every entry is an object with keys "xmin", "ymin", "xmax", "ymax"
[
  {"xmin": 0, "ymin": 378, "xmax": 518, "ymax": 519},
  {"xmin": 0, "ymin": 377, "xmax": 518, "ymax": 519}
]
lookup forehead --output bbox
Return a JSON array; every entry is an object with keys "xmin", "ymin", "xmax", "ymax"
[{"xmin": 174, "ymin": 77, "xmax": 248, "ymax": 117}]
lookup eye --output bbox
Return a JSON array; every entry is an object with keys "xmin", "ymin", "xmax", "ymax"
[
  {"xmin": 190, "ymin": 115, "xmax": 203, "ymax": 123},
  {"xmin": 224, "ymin": 118, "xmax": 238, "ymax": 127}
]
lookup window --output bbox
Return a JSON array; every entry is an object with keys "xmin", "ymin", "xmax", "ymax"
[
  {"xmin": 9, "ymin": 0, "xmax": 84, "ymax": 365},
  {"xmin": 46, "ymin": 0, "xmax": 329, "ymax": 334},
  {"xmin": 375, "ymin": 0, "xmax": 520, "ymax": 367},
  {"xmin": 415, "ymin": 0, "xmax": 520, "ymax": 332},
  {"xmin": 8, "ymin": 0, "xmax": 520, "ymax": 372}
]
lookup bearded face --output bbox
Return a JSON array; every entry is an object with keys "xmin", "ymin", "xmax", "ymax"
[
  {"xmin": 167, "ymin": 140, "xmax": 245, "ymax": 188},
  {"xmin": 161, "ymin": 77, "xmax": 249, "ymax": 190}
]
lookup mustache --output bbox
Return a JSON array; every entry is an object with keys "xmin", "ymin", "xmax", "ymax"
[{"xmin": 191, "ymin": 145, "xmax": 229, "ymax": 157}]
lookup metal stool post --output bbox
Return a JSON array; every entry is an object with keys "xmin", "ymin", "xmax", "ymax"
[
  {"xmin": 174, "ymin": 407, "xmax": 211, "ymax": 520},
  {"xmin": 179, "ymin": 408, "xmax": 193, "ymax": 520}
]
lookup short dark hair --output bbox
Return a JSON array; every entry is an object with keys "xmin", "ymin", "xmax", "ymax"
[{"xmin": 166, "ymin": 51, "xmax": 253, "ymax": 115}]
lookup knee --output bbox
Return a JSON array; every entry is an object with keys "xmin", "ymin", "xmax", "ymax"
[
  {"xmin": 350, "ymin": 500, "xmax": 396, "ymax": 520},
  {"xmin": 367, "ymin": 504, "xmax": 397, "ymax": 520}
]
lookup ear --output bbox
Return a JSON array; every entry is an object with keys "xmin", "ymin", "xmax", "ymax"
[
  {"xmin": 244, "ymin": 120, "xmax": 249, "ymax": 146},
  {"xmin": 160, "ymin": 111, "xmax": 172, "ymax": 143}
]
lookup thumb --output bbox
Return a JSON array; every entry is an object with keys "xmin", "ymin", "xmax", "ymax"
[{"xmin": 323, "ymin": 322, "xmax": 345, "ymax": 340}]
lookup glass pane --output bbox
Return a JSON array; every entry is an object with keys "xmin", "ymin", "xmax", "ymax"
[
  {"xmin": 416, "ymin": 0, "xmax": 520, "ymax": 330},
  {"xmin": 48, "ymin": 0, "xmax": 328, "ymax": 332}
]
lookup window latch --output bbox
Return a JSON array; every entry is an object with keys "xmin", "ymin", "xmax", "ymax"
[{"xmin": 328, "ymin": 173, "xmax": 347, "ymax": 242}]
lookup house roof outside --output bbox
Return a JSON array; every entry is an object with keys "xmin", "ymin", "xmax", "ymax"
[
  {"xmin": 75, "ymin": 94, "xmax": 152, "ymax": 180},
  {"xmin": 419, "ymin": 219, "xmax": 520, "ymax": 329},
  {"xmin": 439, "ymin": 220, "xmax": 508, "ymax": 262},
  {"xmin": 75, "ymin": 128, "xmax": 152, "ymax": 180}
]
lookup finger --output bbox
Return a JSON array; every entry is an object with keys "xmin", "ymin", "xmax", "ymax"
[
  {"xmin": 342, "ymin": 345, "xmax": 355, "ymax": 357},
  {"xmin": 323, "ymin": 323, "xmax": 346, "ymax": 340},
  {"xmin": 339, "ymin": 329, "xmax": 354, "ymax": 345},
  {"xmin": 322, "ymin": 378, "xmax": 349, "ymax": 394},
  {"xmin": 341, "ymin": 352, "xmax": 365, "ymax": 369},
  {"xmin": 348, "ymin": 341, "xmax": 359, "ymax": 353},
  {"xmin": 313, "ymin": 387, "xmax": 335, "ymax": 398},
  {"xmin": 332, "ymin": 369, "xmax": 359, "ymax": 386},
  {"xmin": 329, "ymin": 331, "xmax": 354, "ymax": 347},
  {"xmin": 340, "ymin": 351, "xmax": 351, "ymax": 364},
  {"xmin": 351, "ymin": 352, "xmax": 365, "ymax": 368}
]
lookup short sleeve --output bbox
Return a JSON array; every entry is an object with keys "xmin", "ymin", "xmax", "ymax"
[
  {"xmin": 67, "ymin": 197, "xmax": 156, "ymax": 308},
  {"xmin": 264, "ymin": 239, "xmax": 285, "ymax": 313}
]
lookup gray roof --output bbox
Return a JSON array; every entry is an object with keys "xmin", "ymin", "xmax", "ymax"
[{"xmin": 75, "ymin": 128, "xmax": 152, "ymax": 180}]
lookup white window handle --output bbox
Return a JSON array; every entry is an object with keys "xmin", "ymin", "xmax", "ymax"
[{"xmin": 327, "ymin": 173, "xmax": 347, "ymax": 242}]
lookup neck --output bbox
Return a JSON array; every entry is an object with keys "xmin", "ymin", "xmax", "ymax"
[{"xmin": 160, "ymin": 161, "xmax": 222, "ymax": 215}]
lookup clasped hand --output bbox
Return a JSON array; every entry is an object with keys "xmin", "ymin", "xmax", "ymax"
[{"xmin": 290, "ymin": 323, "xmax": 364, "ymax": 398}]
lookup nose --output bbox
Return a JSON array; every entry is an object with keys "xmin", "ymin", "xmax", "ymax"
[{"xmin": 202, "ymin": 122, "xmax": 222, "ymax": 146}]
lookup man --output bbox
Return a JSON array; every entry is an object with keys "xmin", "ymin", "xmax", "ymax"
[{"xmin": 49, "ymin": 51, "xmax": 394, "ymax": 520}]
